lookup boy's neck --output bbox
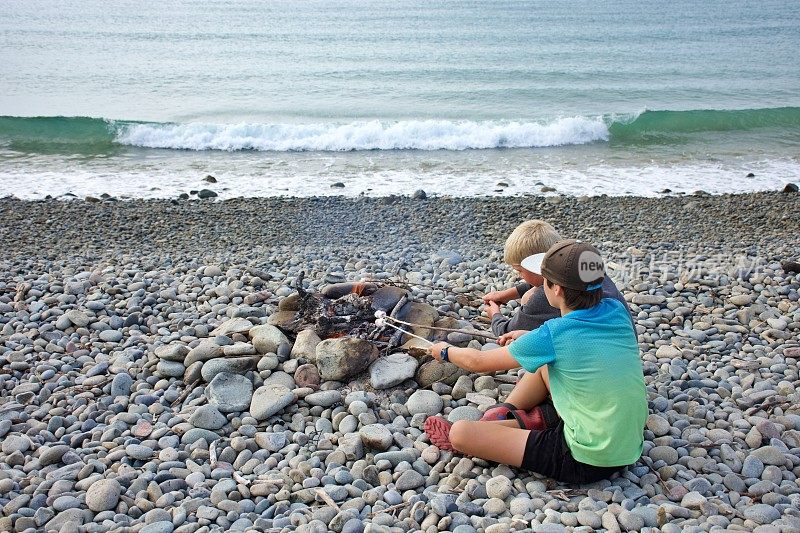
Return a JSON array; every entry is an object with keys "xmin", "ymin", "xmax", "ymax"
[{"xmin": 559, "ymin": 303, "xmax": 575, "ymax": 316}]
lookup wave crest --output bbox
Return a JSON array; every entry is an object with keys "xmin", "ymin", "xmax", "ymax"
[{"xmin": 115, "ymin": 118, "xmax": 609, "ymax": 151}]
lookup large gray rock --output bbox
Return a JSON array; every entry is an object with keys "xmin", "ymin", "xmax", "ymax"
[
  {"xmin": 206, "ymin": 372, "xmax": 253, "ymax": 413},
  {"xmin": 397, "ymin": 302, "xmax": 439, "ymax": 340},
  {"xmin": 315, "ymin": 338, "xmax": 379, "ymax": 381},
  {"xmin": 249, "ymin": 324, "xmax": 289, "ymax": 355},
  {"xmin": 250, "ymin": 384, "xmax": 295, "ymax": 420},
  {"xmin": 201, "ymin": 357, "xmax": 256, "ymax": 382},
  {"xmin": 290, "ymin": 329, "xmax": 322, "ymax": 361},
  {"xmin": 369, "ymin": 353, "xmax": 418, "ymax": 389}
]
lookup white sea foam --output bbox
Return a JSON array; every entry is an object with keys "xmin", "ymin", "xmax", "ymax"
[{"xmin": 114, "ymin": 118, "xmax": 610, "ymax": 152}]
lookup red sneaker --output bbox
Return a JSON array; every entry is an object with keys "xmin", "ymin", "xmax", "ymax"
[
  {"xmin": 480, "ymin": 402, "xmax": 517, "ymax": 422},
  {"xmin": 509, "ymin": 407, "xmax": 547, "ymax": 431},
  {"xmin": 424, "ymin": 416, "xmax": 455, "ymax": 452}
]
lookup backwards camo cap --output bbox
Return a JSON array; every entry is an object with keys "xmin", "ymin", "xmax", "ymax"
[{"xmin": 520, "ymin": 239, "xmax": 605, "ymax": 291}]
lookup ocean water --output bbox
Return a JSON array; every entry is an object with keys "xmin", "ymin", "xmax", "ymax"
[{"xmin": 1, "ymin": 0, "xmax": 799, "ymax": 199}]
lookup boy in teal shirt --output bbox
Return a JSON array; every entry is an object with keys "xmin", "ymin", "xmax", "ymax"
[{"xmin": 425, "ymin": 239, "xmax": 647, "ymax": 482}]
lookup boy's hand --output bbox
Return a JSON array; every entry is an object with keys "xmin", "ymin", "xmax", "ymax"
[
  {"xmin": 429, "ymin": 342, "xmax": 450, "ymax": 362},
  {"xmin": 486, "ymin": 301, "xmax": 501, "ymax": 318},
  {"xmin": 497, "ymin": 330, "xmax": 527, "ymax": 346},
  {"xmin": 482, "ymin": 290, "xmax": 506, "ymax": 303}
]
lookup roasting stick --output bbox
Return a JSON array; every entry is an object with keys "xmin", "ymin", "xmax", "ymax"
[
  {"xmin": 375, "ymin": 312, "xmax": 433, "ymax": 346},
  {"xmin": 374, "ymin": 310, "xmax": 498, "ymax": 341}
]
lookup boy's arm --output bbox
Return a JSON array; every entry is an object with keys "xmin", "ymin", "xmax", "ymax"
[{"xmin": 430, "ymin": 342, "xmax": 520, "ymax": 373}]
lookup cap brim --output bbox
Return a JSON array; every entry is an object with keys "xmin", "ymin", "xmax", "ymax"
[{"xmin": 520, "ymin": 253, "xmax": 546, "ymax": 274}]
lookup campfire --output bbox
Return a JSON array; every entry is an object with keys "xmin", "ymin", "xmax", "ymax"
[{"xmin": 281, "ymin": 272, "xmax": 495, "ymax": 356}]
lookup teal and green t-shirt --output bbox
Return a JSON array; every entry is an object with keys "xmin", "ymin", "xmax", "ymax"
[{"xmin": 508, "ymin": 298, "xmax": 647, "ymax": 467}]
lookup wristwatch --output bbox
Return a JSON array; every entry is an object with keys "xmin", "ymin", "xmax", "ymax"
[{"xmin": 440, "ymin": 346, "xmax": 450, "ymax": 362}]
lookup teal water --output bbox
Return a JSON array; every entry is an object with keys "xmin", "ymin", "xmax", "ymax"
[{"xmin": 1, "ymin": 0, "xmax": 799, "ymax": 198}]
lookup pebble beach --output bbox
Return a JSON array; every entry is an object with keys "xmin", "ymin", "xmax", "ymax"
[{"xmin": 1, "ymin": 190, "xmax": 799, "ymax": 533}]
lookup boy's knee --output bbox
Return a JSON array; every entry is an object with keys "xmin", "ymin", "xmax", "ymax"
[{"xmin": 449, "ymin": 420, "xmax": 471, "ymax": 451}]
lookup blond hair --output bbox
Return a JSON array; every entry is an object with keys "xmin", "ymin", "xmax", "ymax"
[{"xmin": 504, "ymin": 220, "xmax": 561, "ymax": 265}]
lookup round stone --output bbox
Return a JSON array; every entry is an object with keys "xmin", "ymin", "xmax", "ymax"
[
  {"xmin": 359, "ymin": 425, "xmax": 393, "ymax": 451},
  {"xmin": 406, "ymin": 390, "xmax": 443, "ymax": 416},
  {"xmin": 485, "ymin": 476, "xmax": 513, "ymax": 500},
  {"xmin": 86, "ymin": 478, "xmax": 121, "ymax": 512},
  {"xmin": 649, "ymin": 445, "xmax": 679, "ymax": 464}
]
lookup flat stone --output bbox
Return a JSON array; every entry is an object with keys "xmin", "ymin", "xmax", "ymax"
[
  {"xmin": 294, "ymin": 364, "xmax": 321, "ymax": 389},
  {"xmin": 156, "ymin": 360, "xmax": 185, "ymax": 378},
  {"xmin": 99, "ymin": 329, "xmax": 123, "ymax": 342},
  {"xmin": 655, "ymin": 345, "xmax": 681, "ymax": 358},
  {"xmin": 750, "ymin": 446, "xmax": 787, "ymax": 466},
  {"xmin": 201, "ymin": 357, "xmax": 255, "ymax": 382},
  {"xmin": 255, "ymin": 432, "xmax": 287, "ymax": 452},
  {"xmin": 189, "ymin": 405, "xmax": 228, "ymax": 431},
  {"xmin": 359, "ymin": 424, "xmax": 393, "ymax": 451},
  {"xmin": 64, "ymin": 309, "xmax": 91, "ymax": 327},
  {"xmin": 180, "ymin": 428, "xmax": 221, "ymax": 445},
  {"xmin": 486, "ymin": 476, "xmax": 513, "ymax": 499},
  {"xmin": 206, "ymin": 372, "xmax": 253, "ymax": 413},
  {"xmin": 369, "ymin": 353, "xmax": 418, "ymax": 389},
  {"xmin": 222, "ymin": 342, "xmax": 257, "ymax": 356},
  {"xmin": 680, "ymin": 491, "xmax": 707, "ymax": 509},
  {"xmin": 744, "ymin": 504, "xmax": 781, "ymax": 524},
  {"xmin": 250, "ymin": 384, "xmax": 295, "ymax": 420},
  {"xmin": 415, "ymin": 360, "xmax": 467, "ymax": 387},
  {"xmin": 729, "ymin": 294, "xmax": 754, "ymax": 306},
  {"xmin": 140, "ymin": 521, "xmax": 175, "ymax": 533},
  {"xmin": 631, "ymin": 294, "xmax": 666, "ymax": 305},
  {"xmin": 1, "ymin": 434, "xmax": 32, "ymax": 454},
  {"xmin": 267, "ymin": 310, "xmax": 297, "ymax": 329},
  {"xmin": 304, "ymin": 390, "xmax": 342, "ymax": 407},
  {"xmin": 447, "ymin": 406, "xmax": 482, "ymax": 423},
  {"xmin": 211, "ymin": 318, "xmax": 254, "ymax": 336},
  {"xmin": 126, "ymin": 444, "xmax": 154, "ymax": 460},
  {"xmin": 155, "ymin": 344, "xmax": 189, "ymax": 361},
  {"xmin": 184, "ymin": 340, "xmax": 223, "ymax": 366},
  {"xmin": 395, "ymin": 470, "xmax": 425, "ymax": 491}
]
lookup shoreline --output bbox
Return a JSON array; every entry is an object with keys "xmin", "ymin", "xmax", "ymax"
[{"xmin": 1, "ymin": 191, "xmax": 798, "ymax": 260}]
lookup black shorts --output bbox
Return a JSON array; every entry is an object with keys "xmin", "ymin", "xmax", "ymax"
[{"xmin": 520, "ymin": 418, "xmax": 624, "ymax": 483}]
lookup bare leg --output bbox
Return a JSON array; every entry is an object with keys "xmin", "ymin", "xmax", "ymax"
[
  {"xmin": 450, "ymin": 420, "xmax": 530, "ymax": 467},
  {"xmin": 504, "ymin": 365, "xmax": 550, "ymax": 411}
]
